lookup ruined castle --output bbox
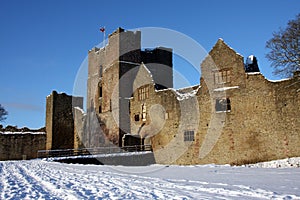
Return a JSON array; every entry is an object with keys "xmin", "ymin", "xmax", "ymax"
[
  {"xmin": 3, "ymin": 27, "xmax": 299, "ymax": 164},
  {"xmin": 44, "ymin": 27, "xmax": 300, "ymax": 165}
]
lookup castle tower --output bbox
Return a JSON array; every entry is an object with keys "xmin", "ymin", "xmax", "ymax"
[
  {"xmin": 46, "ymin": 91, "xmax": 83, "ymax": 150},
  {"xmin": 87, "ymin": 28, "xmax": 173, "ymax": 147}
]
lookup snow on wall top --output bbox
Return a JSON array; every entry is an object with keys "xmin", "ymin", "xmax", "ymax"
[
  {"xmin": 246, "ymin": 71, "xmax": 294, "ymax": 83},
  {"xmin": 0, "ymin": 132, "xmax": 46, "ymax": 135},
  {"xmin": 214, "ymin": 86, "xmax": 239, "ymax": 92},
  {"xmin": 175, "ymin": 85, "xmax": 200, "ymax": 101},
  {"xmin": 268, "ymin": 78, "xmax": 291, "ymax": 83},
  {"xmin": 74, "ymin": 106, "xmax": 86, "ymax": 116},
  {"xmin": 246, "ymin": 72, "xmax": 261, "ymax": 75}
]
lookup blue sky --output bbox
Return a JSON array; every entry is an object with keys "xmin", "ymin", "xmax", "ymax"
[{"xmin": 0, "ymin": 0, "xmax": 299, "ymax": 129}]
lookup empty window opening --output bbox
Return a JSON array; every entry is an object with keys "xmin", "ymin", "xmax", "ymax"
[
  {"xmin": 184, "ymin": 130, "xmax": 194, "ymax": 141},
  {"xmin": 138, "ymin": 86, "xmax": 149, "ymax": 101},
  {"xmin": 99, "ymin": 106, "xmax": 102, "ymax": 113},
  {"xmin": 99, "ymin": 65, "xmax": 103, "ymax": 77},
  {"xmin": 165, "ymin": 112, "xmax": 169, "ymax": 120},
  {"xmin": 215, "ymin": 98, "xmax": 231, "ymax": 112},
  {"xmin": 99, "ymin": 86, "xmax": 103, "ymax": 97},
  {"xmin": 142, "ymin": 104, "xmax": 147, "ymax": 121},
  {"xmin": 134, "ymin": 114, "xmax": 140, "ymax": 121},
  {"xmin": 214, "ymin": 69, "xmax": 231, "ymax": 84},
  {"xmin": 110, "ymin": 99, "xmax": 112, "ymax": 112}
]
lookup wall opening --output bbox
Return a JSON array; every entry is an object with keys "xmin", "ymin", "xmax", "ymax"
[
  {"xmin": 184, "ymin": 130, "xmax": 194, "ymax": 141},
  {"xmin": 134, "ymin": 114, "xmax": 140, "ymax": 121},
  {"xmin": 214, "ymin": 69, "xmax": 231, "ymax": 84},
  {"xmin": 99, "ymin": 86, "xmax": 103, "ymax": 98},
  {"xmin": 110, "ymin": 99, "xmax": 112, "ymax": 112},
  {"xmin": 215, "ymin": 98, "xmax": 231, "ymax": 112},
  {"xmin": 142, "ymin": 104, "xmax": 147, "ymax": 121},
  {"xmin": 138, "ymin": 86, "xmax": 149, "ymax": 101},
  {"xmin": 99, "ymin": 65, "xmax": 103, "ymax": 77}
]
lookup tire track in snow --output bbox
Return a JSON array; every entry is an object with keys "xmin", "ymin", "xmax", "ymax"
[
  {"xmin": 22, "ymin": 161, "xmax": 193, "ymax": 199},
  {"xmin": 22, "ymin": 160, "xmax": 296, "ymax": 199},
  {"xmin": 0, "ymin": 162, "xmax": 32, "ymax": 199},
  {"xmin": 32, "ymin": 162, "xmax": 153, "ymax": 199},
  {"xmin": 41, "ymin": 162, "xmax": 201, "ymax": 199},
  {"xmin": 22, "ymin": 161, "xmax": 103, "ymax": 198},
  {"xmin": 1, "ymin": 160, "xmax": 299, "ymax": 199},
  {"xmin": 32, "ymin": 161, "xmax": 231, "ymax": 199},
  {"xmin": 18, "ymin": 161, "xmax": 80, "ymax": 199},
  {"xmin": 0, "ymin": 161, "xmax": 57, "ymax": 199}
]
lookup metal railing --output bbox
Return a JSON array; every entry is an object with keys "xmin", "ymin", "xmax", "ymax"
[{"xmin": 37, "ymin": 145, "xmax": 152, "ymax": 159}]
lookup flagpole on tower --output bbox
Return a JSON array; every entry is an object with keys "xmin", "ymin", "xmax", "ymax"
[{"xmin": 100, "ymin": 26, "xmax": 105, "ymax": 48}]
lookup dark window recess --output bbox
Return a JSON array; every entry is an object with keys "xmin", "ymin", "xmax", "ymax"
[
  {"xmin": 134, "ymin": 114, "xmax": 140, "ymax": 121},
  {"xmin": 110, "ymin": 99, "xmax": 112, "ymax": 112},
  {"xmin": 184, "ymin": 130, "xmax": 194, "ymax": 141},
  {"xmin": 100, "ymin": 65, "xmax": 103, "ymax": 77},
  {"xmin": 99, "ymin": 106, "xmax": 102, "ymax": 113},
  {"xmin": 99, "ymin": 86, "xmax": 103, "ymax": 97},
  {"xmin": 215, "ymin": 98, "xmax": 231, "ymax": 112}
]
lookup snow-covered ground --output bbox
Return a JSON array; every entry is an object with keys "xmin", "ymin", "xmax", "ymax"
[{"xmin": 0, "ymin": 158, "xmax": 300, "ymax": 200}]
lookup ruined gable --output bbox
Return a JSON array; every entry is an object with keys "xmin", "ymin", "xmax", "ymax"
[
  {"xmin": 201, "ymin": 39, "xmax": 246, "ymax": 93},
  {"xmin": 133, "ymin": 63, "xmax": 154, "ymax": 91}
]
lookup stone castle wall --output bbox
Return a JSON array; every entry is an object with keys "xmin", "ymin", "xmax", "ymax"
[
  {"xmin": 41, "ymin": 28, "xmax": 299, "ymax": 166},
  {"xmin": 130, "ymin": 39, "xmax": 300, "ymax": 165},
  {"xmin": 0, "ymin": 132, "xmax": 46, "ymax": 161}
]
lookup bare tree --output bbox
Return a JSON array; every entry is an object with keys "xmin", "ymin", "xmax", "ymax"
[
  {"xmin": 0, "ymin": 104, "xmax": 8, "ymax": 122},
  {"xmin": 266, "ymin": 14, "xmax": 300, "ymax": 77}
]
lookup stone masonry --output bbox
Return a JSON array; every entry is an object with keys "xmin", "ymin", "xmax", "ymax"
[
  {"xmin": 44, "ymin": 28, "xmax": 300, "ymax": 166},
  {"xmin": 86, "ymin": 28, "xmax": 173, "ymax": 147},
  {"xmin": 0, "ymin": 126, "xmax": 46, "ymax": 161},
  {"xmin": 0, "ymin": 133, "xmax": 46, "ymax": 161},
  {"xmin": 46, "ymin": 91, "xmax": 83, "ymax": 150},
  {"xmin": 130, "ymin": 38, "xmax": 300, "ymax": 165}
]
